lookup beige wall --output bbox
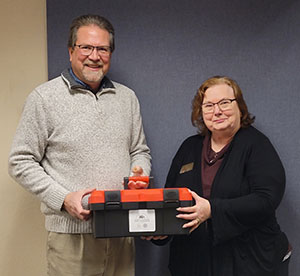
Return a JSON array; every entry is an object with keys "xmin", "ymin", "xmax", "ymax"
[{"xmin": 0, "ymin": 0, "xmax": 48, "ymax": 275}]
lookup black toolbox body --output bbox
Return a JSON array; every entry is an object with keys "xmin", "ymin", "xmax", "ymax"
[{"xmin": 89, "ymin": 188, "xmax": 193, "ymax": 238}]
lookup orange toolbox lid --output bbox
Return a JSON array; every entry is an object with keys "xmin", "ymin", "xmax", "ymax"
[{"xmin": 88, "ymin": 188, "xmax": 192, "ymax": 204}]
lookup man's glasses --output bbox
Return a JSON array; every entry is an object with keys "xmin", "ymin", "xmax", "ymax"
[
  {"xmin": 202, "ymin": 98, "xmax": 236, "ymax": 114},
  {"xmin": 74, "ymin": 44, "xmax": 112, "ymax": 57}
]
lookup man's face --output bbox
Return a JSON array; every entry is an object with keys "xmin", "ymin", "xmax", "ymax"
[{"xmin": 68, "ymin": 25, "xmax": 111, "ymax": 90}]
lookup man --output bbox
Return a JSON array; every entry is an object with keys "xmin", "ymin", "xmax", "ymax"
[{"xmin": 8, "ymin": 14, "xmax": 151, "ymax": 276}]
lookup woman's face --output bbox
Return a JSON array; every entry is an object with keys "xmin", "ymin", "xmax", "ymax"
[{"xmin": 202, "ymin": 84, "xmax": 241, "ymax": 136}]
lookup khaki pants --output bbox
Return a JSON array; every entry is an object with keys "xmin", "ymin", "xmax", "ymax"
[{"xmin": 47, "ymin": 232, "xmax": 134, "ymax": 276}]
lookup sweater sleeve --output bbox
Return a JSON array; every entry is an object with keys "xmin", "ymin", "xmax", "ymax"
[
  {"xmin": 209, "ymin": 133, "xmax": 286, "ymax": 244},
  {"xmin": 8, "ymin": 91, "xmax": 69, "ymax": 211},
  {"xmin": 129, "ymin": 93, "xmax": 151, "ymax": 175}
]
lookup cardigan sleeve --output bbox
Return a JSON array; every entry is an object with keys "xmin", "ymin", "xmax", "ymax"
[
  {"xmin": 165, "ymin": 148, "xmax": 183, "ymax": 188},
  {"xmin": 209, "ymin": 131, "xmax": 286, "ymax": 245},
  {"xmin": 151, "ymin": 137, "xmax": 195, "ymax": 247},
  {"xmin": 164, "ymin": 136, "xmax": 200, "ymax": 189}
]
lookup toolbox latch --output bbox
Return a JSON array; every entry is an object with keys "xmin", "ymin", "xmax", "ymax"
[
  {"xmin": 163, "ymin": 189, "xmax": 180, "ymax": 208},
  {"xmin": 104, "ymin": 191, "xmax": 121, "ymax": 209}
]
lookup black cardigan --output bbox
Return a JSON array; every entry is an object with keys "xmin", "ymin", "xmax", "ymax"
[{"xmin": 161, "ymin": 126, "xmax": 288, "ymax": 276}]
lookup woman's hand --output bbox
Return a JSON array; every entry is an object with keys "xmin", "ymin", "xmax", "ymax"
[{"xmin": 176, "ymin": 190, "xmax": 211, "ymax": 233}]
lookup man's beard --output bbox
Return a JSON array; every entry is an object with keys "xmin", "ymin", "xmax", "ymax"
[{"xmin": 82, "ymin": 67, "xmax": 104, "ymax": 84}]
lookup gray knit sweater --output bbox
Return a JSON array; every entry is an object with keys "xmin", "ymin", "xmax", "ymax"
[{"xmin": 8, "ymin": 70, "xmax": 151, "ymax": 233}]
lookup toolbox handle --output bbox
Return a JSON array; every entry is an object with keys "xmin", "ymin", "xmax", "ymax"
[{"xmin": 123, "ymin": 176, "xmax": 154, "ymax": 189}]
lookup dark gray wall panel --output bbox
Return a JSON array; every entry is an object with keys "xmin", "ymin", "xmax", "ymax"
[{"xmin": 47, "ymin": 1, "xmax": 300, "ymax": 275}]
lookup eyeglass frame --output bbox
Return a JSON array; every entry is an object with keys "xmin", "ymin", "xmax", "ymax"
[
  {"xmin": 73, "ymin": 44, "xmax": 112, "ymax": 57},
  {"xmin": 202, "ymin": 98, "xmax": 237, "ymax": 114}
]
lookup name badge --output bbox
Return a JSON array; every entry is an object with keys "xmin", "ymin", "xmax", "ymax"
[{"xmin": 179, "ymin": 162, "xmax": 194, "ymax": 174}]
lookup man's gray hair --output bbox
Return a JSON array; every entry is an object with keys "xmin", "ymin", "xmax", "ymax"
[{"xmin": 68, "ymin": 14, "xmax": 115, "ymax": 52}]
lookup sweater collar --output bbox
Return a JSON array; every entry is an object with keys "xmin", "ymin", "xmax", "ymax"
[{"xmin": 61, "ymin": 68, "xmax": 115, "ymax": 94}]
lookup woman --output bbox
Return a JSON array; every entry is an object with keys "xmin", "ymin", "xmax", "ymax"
[{"xmin": 153, "ymin": 76, "xmax": 290, "ymax": 276}]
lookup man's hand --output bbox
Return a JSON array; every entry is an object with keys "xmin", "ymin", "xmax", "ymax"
[
  {"xmin": 62, "ymin": 188, "xmax": 95, "ymax": 221},
  {"xmin": 127, "ymin": 166, "xmax": 149, "ymax": 189}
]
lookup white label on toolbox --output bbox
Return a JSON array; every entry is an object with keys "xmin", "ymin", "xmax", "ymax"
[{"xmin": 128, "ymin": 209, "xmax": 156, "ymax": 232}]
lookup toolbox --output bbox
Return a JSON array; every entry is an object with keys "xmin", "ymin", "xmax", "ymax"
[{"xmin": 88, "ymin": 187, "xmax": 193, "ymax": 238}]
